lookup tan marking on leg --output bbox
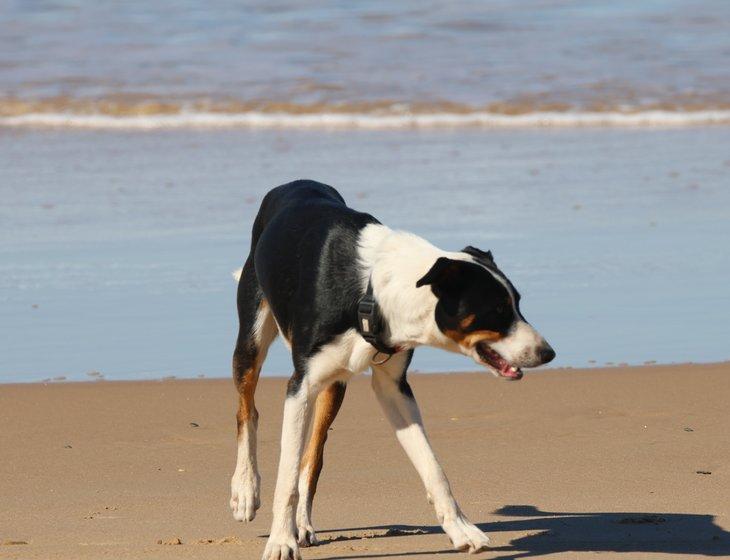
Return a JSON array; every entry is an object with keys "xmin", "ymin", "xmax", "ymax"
[
  {"xmin": 235, "ymin": 358, "xmax": 261, "ymax": 433},
  {"xmin": 234, "ymin": 299, "xmax": 271, "ymax": 433},
  {"xmin": 300, "ymin": 382, "xmax": 346, "ymax": 512}
]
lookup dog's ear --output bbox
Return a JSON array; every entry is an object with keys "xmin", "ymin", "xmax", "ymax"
[
  {"xmin": 462, "ymin": 245, "xmax": 495, "ymax": 266},
  {"xmin": 417, "ymin": 258, "xmax": 477, "ymax": 316},
  {"xmin": 416, "ymin": 257, "xmax": 468, "ymax": 299},
  {"xmin": 417, "ymin": 257, "xmax": 456, "ymax": 288}
]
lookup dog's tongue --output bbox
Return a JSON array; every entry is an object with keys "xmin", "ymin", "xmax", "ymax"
[
  {"xmin": 499, "ymin": 362, "xmax": 523, "ymax": 380},
  {"xmin": 480, "ymin": 344, "xmax": 524, "ymax": 380}
]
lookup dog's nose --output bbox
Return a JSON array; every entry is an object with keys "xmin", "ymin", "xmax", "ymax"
[{"xmin": 538, "ymin": 344, "xmax": 555, "ymax": 365}]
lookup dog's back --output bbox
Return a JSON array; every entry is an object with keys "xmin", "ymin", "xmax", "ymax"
[
  {"xmin": 248, "ymin": 179, "xmax": 346, "ymax": 251},
  {"xmin": 246, "ymin": 180, "xmax": 378, "ymax": 355}
]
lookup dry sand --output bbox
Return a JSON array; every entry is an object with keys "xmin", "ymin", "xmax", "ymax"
[{"xmin": 1, "ymin": 363, "xmax": 729, "ymax": 559}]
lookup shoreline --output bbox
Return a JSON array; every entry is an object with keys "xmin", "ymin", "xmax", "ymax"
[{"xmin": 4, "ymin": 360, "xmax": 729, "ymax": 386}]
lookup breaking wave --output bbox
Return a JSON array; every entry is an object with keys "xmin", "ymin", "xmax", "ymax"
[{"xmin": 2, "ymin": 98, "xmax": 730, "ymax": 129}]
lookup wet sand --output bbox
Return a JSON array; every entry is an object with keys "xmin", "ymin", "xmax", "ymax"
[{"xmin": 1, "ymin": 363, "xmax": 729, "ymax": 559}]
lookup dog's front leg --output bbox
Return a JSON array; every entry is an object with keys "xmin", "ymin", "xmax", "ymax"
[
  {"xmin": 296, "ymin": 381, "xmax": 347, "ymax": 547},
  {"xmin": 262, "ymin": 375, "xmax": 317, "ymax": 560},
  {"xmin": 371, "ymin": 359, "xmax": 490, "ymax": 554}
]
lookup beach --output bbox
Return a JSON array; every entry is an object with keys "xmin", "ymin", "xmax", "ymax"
[
  {"xmin": 2, "ymin": 363, "xmax": 729, "ymax": 559},
  {"xmin": 2, "ymin": 2, "xmax": 730, "ymax": 558}
]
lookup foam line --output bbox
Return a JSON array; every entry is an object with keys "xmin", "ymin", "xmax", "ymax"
[{"xmin": 3, "ymin": 110, "xmax": 730, "ymax": 129}]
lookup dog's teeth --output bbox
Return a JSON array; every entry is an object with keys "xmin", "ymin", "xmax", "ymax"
[{"xmin": 510, "ymin": 366, "xmax": 518, "ymax": 372}]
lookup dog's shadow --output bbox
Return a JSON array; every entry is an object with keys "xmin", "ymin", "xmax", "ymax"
[{"xmin": 314, "ymin": 505, "xmax": 730, "ymax": 559}]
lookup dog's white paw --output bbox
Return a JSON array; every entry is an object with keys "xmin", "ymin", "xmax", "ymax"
[
  {"xmin": 262, "ymin": 534, "xmax": 301, "ymax": 560},
  {"xmin": 296, "ymin": 502, "xmax": 318, "ymax": 547},
  {"xmin": 443, "ymin": 516, "xmax": 490, "ymax": 554},
  {"xmin": 230, "ymin": 468, "xmax": 260, "ymax": 522},
  {"xmin": 296, "ymin": 522, "xmax": 318, "ymax": 547}
]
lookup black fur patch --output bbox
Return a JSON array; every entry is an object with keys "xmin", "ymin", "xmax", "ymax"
[
  {"xmin": 245, "ymin": 180, "xmax": 378, "ymax": 396},
  {"xmin": 397, "ymin": 350, "xmax": 416, "ymax": 399},
  {"xmin": 462, "ymin": 245, "xmax": 495, "ymax": 266},
  {"xmin": 417, "ymin": 257, "xmax": 517, "ymax": 337}
]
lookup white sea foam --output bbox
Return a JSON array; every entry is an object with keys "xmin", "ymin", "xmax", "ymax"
[{"xmin": 3, "ymin": 110, "xmax": 730, "ymax": 130}]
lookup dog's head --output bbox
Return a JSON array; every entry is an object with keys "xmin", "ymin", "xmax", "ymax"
[{"xmin": 416, "ymin": 246, "xmax": 554, "ymax": 380}]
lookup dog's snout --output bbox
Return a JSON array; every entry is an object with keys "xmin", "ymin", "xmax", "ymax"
[{"xmin": 537, "ymin": 343, "xmax": 555, "ymax": 365}]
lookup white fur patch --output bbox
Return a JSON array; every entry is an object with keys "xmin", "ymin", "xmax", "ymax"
[
  {"xmin": 296, "ymin": 463, "xmax": 317, "ymax": 546},
  {"xmin": 232, "ymin": 267, "xmax": 243, "ymax": 282},
  {"xmin": 357, "ymin": 224, "xmax": 459, "ymax": 351},
  {"xmin": 230, "ymin": 429, "xmax": 260, "ymax": 522},
  {"xmin": 305, "ymin": 329, "xmax": 372, "ymax": 384},
  {"xmin": 253, "ymin": 302, "xmax": 278, "ymax": 349},
  {"xmin": 490, "ymin": 320, "xmax": 544, "ymax": 367}
]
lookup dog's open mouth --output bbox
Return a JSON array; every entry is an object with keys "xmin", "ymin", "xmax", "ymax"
[{"xmin": 476, "ymin": 342, "xmax": 523, "ymax": 380}]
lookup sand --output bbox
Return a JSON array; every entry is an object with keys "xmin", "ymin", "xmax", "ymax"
[{"xmin": 1, "ymin": 363, "xmax": 729, "ymax": 559}]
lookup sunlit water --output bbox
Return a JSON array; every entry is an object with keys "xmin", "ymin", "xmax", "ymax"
[{"xmin": 1, "ymin": 127, "xmax": 729, "ymax": 382}]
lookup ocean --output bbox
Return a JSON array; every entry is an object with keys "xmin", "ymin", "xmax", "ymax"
[
  {"xmin": 2, "ymin": 0, "xmax": 730, "ymax": 128},
  {"xmin": 1, "ymin": 2, "xmax": 729, "ymax": 382}
]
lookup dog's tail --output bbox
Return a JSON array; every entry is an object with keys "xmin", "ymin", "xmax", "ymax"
[{"xmin": 231, "ymin": 268, "xmax": 243, "ymax": 282}]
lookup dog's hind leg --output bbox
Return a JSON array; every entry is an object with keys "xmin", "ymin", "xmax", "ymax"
[
  {"xmin": 230, "ymin": 257, "xmax": 277, "ymax": 522},
  {"xmin": 296, "ymin": 381, "xmax": 347, "ymax": 546},
  {"xmin": 371, "ymin": 352, "xmax": 491, "ymax": 554}
]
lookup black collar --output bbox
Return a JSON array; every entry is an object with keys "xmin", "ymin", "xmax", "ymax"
[{"xmin": 356, "ymin": 278, "xmax": 399, "ymax": 356}]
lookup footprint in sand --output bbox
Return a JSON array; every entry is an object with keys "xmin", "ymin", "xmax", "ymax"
[
  {"xmin": 157, "ymin": 537, "xmax": 183, "ymax": 545},
  {"xmin": 196, "ymin": 536, "xmax": 242, "ymax": 545}
]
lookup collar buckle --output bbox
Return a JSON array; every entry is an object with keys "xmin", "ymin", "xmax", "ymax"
[{"xmin": 356, "ymin": 279, "xmax": 399, "ymax": 360}]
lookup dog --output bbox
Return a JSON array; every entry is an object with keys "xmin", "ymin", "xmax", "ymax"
[{"xmin": 230, "ymin": 180, "xmax": 555, "ymax": 559}]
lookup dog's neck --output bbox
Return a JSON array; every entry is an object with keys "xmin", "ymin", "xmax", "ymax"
[{"xmin": 358, "ymin": 224, "xmax": 462, "ymax": 351}]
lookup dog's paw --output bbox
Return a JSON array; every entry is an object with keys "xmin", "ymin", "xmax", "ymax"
[
  {"xmin": 262, "ymin": 535, "xmax": 301, "ymax": 560},
  {"xmin": 230, "ymin": 468, "xmax": 260, "ymax": 522},
  {"xmin": 443, "ymin": 516, "xmax": 490, "ymax": 554},
  {"xmin": 296, "ymin": 503, "xmax": 318, "ymax": 547},
  {"xmin": 296, "ymin": 523, "xmax": 318, "ymax": 547}
]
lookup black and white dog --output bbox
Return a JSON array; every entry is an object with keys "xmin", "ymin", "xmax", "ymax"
[{"xmin": 230, "ymin": 180, "xmax": 555, "ymax": 559}]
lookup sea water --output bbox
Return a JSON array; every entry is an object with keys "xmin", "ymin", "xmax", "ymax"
[{"xmin": 1, "ymin": 1, "xmax": 730, "ymax": 126}]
